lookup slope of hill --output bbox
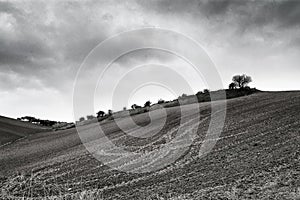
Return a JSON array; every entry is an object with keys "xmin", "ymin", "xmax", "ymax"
[
  {"xmin": 0, "ymin": 116, "xmax": 50, "ymax": 146},
  {"xmin": 0, "ymin": 91, "xmax": 299, "ymax": 199}
]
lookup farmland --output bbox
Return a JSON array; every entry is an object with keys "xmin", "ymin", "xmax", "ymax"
[
  {"xmin": 0, "ymin": 91, "xmax": 300, "ymax": 199},
  {"xmin": 0, "ymin": 116, "xmax": 50, "ymax": 146}
]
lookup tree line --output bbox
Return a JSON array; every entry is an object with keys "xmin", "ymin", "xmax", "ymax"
[
  {"xmin": 82, "ymin": 74, "xmax": 254, "ymax": 122},
  {"xmin": 17, "ymin": 116, "xmax": 62, "ymax": 127}
]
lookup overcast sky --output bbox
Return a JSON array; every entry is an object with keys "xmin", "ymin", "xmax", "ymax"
[{"xmin": 0, "ymin": 0, "xmax": 300, "ymax": 122}]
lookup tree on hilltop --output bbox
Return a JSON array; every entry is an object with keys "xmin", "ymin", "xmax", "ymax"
[
  {"xmin": 131, "ymin": 104, "xmax": 142, "ymax": 109},
  {"xmin": 144, "ymin": 101, "xmax": 152, "ymax": 107},
  {"xmin": 232, "ymin": 74, "xmax": 252, "ymax": 89},
  {"xmin": 97, "ymin": 111, "xmax": 105, "ymax": 118},
  {"xmin": 79, "ymin": 117, "xmax": 85, "ymax": 122},
  {"xmin": 158, "ymin": 99, "xmax": 165, "ymax": 104}
]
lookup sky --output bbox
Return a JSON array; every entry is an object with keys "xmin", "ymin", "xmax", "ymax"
[{"xmin": 0, "ymin": 0, "xmax": 299, "ymax": 122}]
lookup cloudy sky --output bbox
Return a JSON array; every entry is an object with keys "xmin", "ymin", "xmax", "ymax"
[{"xmin": 0, "ymin": 0, "xmax": 299, "ymax": 122}]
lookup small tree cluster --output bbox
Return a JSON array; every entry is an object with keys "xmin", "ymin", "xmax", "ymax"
[{"xmin": 19, "ymin": 116, "xmax": 61, "ymax": 127}]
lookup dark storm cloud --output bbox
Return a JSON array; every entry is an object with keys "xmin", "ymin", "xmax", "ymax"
[
  {"xmin": 226, "ymin": 1, "xmax": 300, "ymax": 33},
  {"xmin": 0, "ymin": 0, "xmax": 299, "ymax": 121},
  {"xmin": 0, "ymin": 2, "xmax": 51, "ymax": 66},
  {"xmin": 0, "ymin": 1, "xmax": 22, "ymax": 16},
  {"xmin": 0, "ymin": 36, "xmax": 52, "ymax": 66},
  {"xmin": 271, "ymin": 1, "xmax": 300, "ymax": 27},
  {"xmin": 138, "ymin": 0, "xmax": 232, "ymax": 16},
  {"xmin": 0, "ymin": 0, "xmax": 299, "ymax": 91},
  {"xmin": 138, "ymin": 0, "xmax": 300, "ymax": 30},
  {"xmin": 0, "ymin": 1, "xmax": 110, "ymax": 91}
]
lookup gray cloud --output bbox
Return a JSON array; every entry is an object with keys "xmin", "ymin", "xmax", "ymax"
[
  {"xmin": 0, "ymin": 0, "xmax": 299, "ymax": 121},
  {"xmin": 138, "ymin": 0, "xmax": 300, "ymax": 27}
]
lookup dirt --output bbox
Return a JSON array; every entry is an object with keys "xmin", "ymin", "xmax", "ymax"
[{"xmin": 0, "ymin": 91, "xmax": 299, "ymax": 199}]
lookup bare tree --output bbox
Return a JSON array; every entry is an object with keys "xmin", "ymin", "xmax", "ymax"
[{"xmin": 232, "ymin": 74, "xmax": 252, "ymax": 88}]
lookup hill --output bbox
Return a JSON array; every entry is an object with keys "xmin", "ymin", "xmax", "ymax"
[
  {"xmin": 0, "ymin": 116, "xmax": 51, "ymax": 146},
  {"xmin": 0, "ymin": 91, "xmax": 299, "ymax": 199}
]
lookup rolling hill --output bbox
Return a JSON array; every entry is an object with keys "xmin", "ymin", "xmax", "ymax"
[
  {"xmin": 0, "ymin": 116, "xmax": 51, "ymax": 146},
  {"xmin": 0, "ymin": 91, "xmax": 299, "ymax": 199}
]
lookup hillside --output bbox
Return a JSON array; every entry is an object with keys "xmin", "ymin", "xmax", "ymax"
[
  {"xmin": 0, "ymin": 91, "xmax": 300, "ymax": 199},
  {"xmin": 0, "ymin": 116, "xmax": 51, "ymax": 146}
]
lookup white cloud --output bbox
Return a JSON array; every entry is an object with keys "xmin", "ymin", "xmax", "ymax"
[{"xmin": 0, "ymin": 12, "xmax": 16, "ymax": 33}]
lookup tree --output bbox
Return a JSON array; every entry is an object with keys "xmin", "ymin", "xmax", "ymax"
[
  {"xmin": 232, "ymin": 74, "xmax": 252, "ymax": 89},
  {"xmin": 196, "ymin": 91, "xmax": 203, "ymax": 96},
  {"xmin": 203, "ymin": 89, "xmax": 209, "ymax": 94},
  {"xmin": 229, "ymin": 82, "xmax": 237, "ymax": 90},
  {"xmin": 131, "ymin": 104, "xmax": 141, "ymax": 109},
  {"xmin": 158, "ymin": 99, "xmax": 165, "ymax": 104},
  {"xmin": 108, "ymin": 109, "xmax": 113, "ymax": 116},
  {"xmin": 144, "ymin": 100, "xmax": 152, "ymax": 107},
  {"xmin": 96, "ymin": 111, "xmax": 105, "ymax": 118},
  {"xmin": 79, "ymin": 117, "xmax": 85, "ymax": 122},
  {"xmin": 123, "ymin": 107, "xmax": 127, "ymax": 111},
  {"xmin": 181, "ymin": 93, "xmax": 187, "ymax": 97}
]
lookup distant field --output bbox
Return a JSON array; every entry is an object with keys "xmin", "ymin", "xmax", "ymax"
[
  {"xmin": 0, "ymin": 116, "xmax": 51, "ymax": 146},
  {"xmin": 0, "ymin": 91, "xmax": 300, "ymax": 199}
]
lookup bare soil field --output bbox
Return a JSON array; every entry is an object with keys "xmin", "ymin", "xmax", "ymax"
[{"xmin": 0, "ymin": 91, "xmax": 300, "ymax": 199}]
